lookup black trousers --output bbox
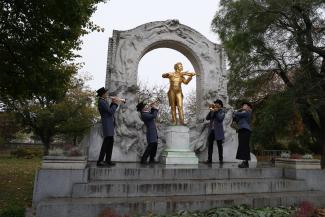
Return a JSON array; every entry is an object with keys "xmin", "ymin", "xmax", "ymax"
[
  {"xmin": 98, "ymin": 136, "xmax": 114, "ymax": 163},
  {"xmin": 236, "ymin": 128, "xmax": 251, "ymax": 160},
  {"xmin": 141, "ymin": 142, "xmax": 158, "ymax": 162},
  {"xmin": 207, "ymin": 131, "xmax": 223, "ymax": 162}
]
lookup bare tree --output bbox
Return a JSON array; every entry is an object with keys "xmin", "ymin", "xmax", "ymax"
[{"xmin": 184, "ymin": 89, "xmax": 197, "ymax": 124}]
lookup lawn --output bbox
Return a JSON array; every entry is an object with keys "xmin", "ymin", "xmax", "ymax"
[{"xmin": 0, "ymin": 149, "xmax": 41, "ymax": 211}]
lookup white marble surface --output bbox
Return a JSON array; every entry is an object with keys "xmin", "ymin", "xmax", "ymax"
[{"xmin": 161, "ymin": 126, "xmax": 199, "ymax": 165}]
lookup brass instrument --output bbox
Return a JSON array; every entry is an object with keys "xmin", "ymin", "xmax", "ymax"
[
  {"xmin": 234, "ymin": 108, "xmax": 245, "ymax": 112},
  {"xmin": 109, "ymin": 96, "xmax": 126, "ymax": 104},
  {"xmin": 208, "ymin": 103, "xmax": 221, "ymax": 111},
  {"xmin": 147, "ymin": 98, "xmax": 161, "ymax": 109}
]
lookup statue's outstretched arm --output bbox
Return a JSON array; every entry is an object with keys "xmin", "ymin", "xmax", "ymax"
[{"xmin": 162, "ymin": 73, "xmax": 170, "ymax": 78}]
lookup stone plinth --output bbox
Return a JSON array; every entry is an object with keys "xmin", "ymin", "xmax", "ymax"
[
  {"xmin": 33, "ymin": 165, "xmax": 88, "ymax": 206},
  {"xmin": 42, "ymin": 156, "xmax": 87, "ymax": 170},
  {"xmin": 160, "ymin": 126, "xmax": 198, "ymax": 165},
  {"xmin": 275, "ymin": 158, "xmax": 321, "ymax": 169},
  {"xmin": 35, "ymin": 166, "xmax": 325, "ymax": 217}
]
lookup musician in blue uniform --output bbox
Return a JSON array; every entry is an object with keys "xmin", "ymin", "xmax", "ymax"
[
  {"xmin": 205, "ymin": 99, "xmax": 225, "ymax": 164},
  {"xmin": 233, "ymin": 102, "xmax": 253, "ymax": 168},
  {"xmin": 96, "ymin": 87, "xmax": 118, "ymax": 167},
  {"xmin": 136, "ymin": 100, "xmax": 159, "ymax": 164}
]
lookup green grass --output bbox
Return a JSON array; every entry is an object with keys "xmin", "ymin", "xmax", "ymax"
[{"xmin": 0, "ymin": 150, "xmax": 41, "ymax": 211}]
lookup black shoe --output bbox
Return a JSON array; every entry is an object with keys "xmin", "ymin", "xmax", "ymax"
[
  {"xmin": 96, "ymin": 161, "xmax": 107, "ymax": 167},
  {"xmin": 106, "ymin": 161, "xmax": 116, "ymax": 167},
  {"xmin": 140, "ymin": 160, "xmax": 148, "ymax": 165},
  {"xmin": 204, "ymin": 160, "xmax": 212, "ymax": 164},
  {"xmin": 149, "ymin": 160, "xmax": 159, "ymax": 164},
  {"xmin": 238, "ymin": 161, "xmax": 249, "ymax": 168}
]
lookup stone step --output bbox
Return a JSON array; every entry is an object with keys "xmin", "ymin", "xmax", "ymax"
[
  {"xmin": 72, "ymin": 178, "xmax": 308, "ymax": 198},
  {"xmin": 89, "ymin": 166, "xmax": 283, "ymax": 181},
  {"xmin": 37, "ymin": 191, "xmax": 325, "ymax": 217}
]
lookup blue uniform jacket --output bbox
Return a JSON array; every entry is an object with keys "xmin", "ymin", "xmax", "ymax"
[
  {"xmin": 98, "ymin": 98, "xmax": 118, "ymax": 137},
  {"xmin": 141, "ymin": 108, "xmax": 158, "ymax": 144},
  {"xmin": 233, "ymin": 110, "xmax": 252, "ymax": 131},
  {"xmin": 206, "ymin": 109, "xmax": 225, "ymax": 141}
]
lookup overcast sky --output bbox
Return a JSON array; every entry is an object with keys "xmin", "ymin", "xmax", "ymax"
[{"xmin": 77, "ymin": 0, "xmax": 221, "ymax": 97}]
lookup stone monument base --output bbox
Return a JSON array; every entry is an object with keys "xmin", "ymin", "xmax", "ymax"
[
  {"xmin": 160, "ymin": 125, "xmax": 198, "ymax": 165},
  {"xmin": 34, "ymin": 164, "xmax": 325, "ymax": 217},
  {"xmin": 275, "ymin": 158, "xmax": 321, "ymax": 169}
]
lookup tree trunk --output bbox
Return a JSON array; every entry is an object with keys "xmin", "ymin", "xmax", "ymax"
[
  {"xmin": 73, "ymin": 136, "xmax": 77, "ymax": 146},
  {"xmin": 316, "ymin": 107, "xmax": 325, "ymax": 169},
  {"xmin": 298, "ymin": 106, "xmax": 325, "ymax": 169},
  {"xmin": 40, "ymin": 134, "xmax": 51, "ymax": 156},
  {"xmin": 320, "ymin": 126, "xmax": 325, "ymax": 169},
  {"xmin": 43, "ymin": 142, "xmax": 50, "ymax": 156},
  {"xmin": 39, "ymin": 132, "xmax": 53, "ymax": 156},
  {"xmin": 320, "ymin": 141, "xmax": 325, "ymax": 169}
]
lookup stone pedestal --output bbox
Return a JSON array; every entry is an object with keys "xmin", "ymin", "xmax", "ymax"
[
  {"xmin": 160, "ymin": 126, "xmax": 198, "ymax": 165},
  {"xmin": 275, "ymin": 158, "xmax": 321, "ymax": 169},
  {"xmin": 41, "ymin": 156, "xmax": 87, "ymax": 170}
]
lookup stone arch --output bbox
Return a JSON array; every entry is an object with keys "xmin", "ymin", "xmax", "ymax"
[
  {"xmin": 139, "ymin": 40, "xmax": 202, "ymax": 78},
  {"xmin": 83, "ymin": 20, "xmax": 256, "ymax": 162},
  {"xmin": 136, "ymin": 40, "xmax": 202, "ymax": 115},
  {"xmin": 105, "ymin": 20, "xmax": 228, "ymax": 121}
]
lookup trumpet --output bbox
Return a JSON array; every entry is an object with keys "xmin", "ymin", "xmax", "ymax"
[
  {"xmin": 109, "ymin": 96, "xmax": 126, "ymax": 104},
  {"xmin": 146, "ymin": 98, "xmax": 161, "ymax": 109},
  {"xmin": 234, "ymin": 108, "xmax": 245, "ymax": 112}
]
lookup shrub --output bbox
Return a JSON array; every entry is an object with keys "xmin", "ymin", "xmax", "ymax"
[
  {"xmin": 280, "ymin": 152, "xmax": 291, "ymax": 159},
  {"xmin": 62, "ymin": 143, "xmax": 74, "ymax": 151},
  {"xmin": 48, "ymin": 148, "xmax": 65, "ymax": 156},
  {"xmin": 48, "ymin": 144, "xmax": 83, "ymax": 156},
  {"xmin": 155, "ymin": 205, "xmax": 296, "ymax": 217},
  {"xmin": 288, "ymin": 142, "xmax": 309, "ymax": 154},
  {"xmin": 0, "ymin": 136, "xmax": 6, "ymax": 147},
  {"xmin": 295, "ymin": 201, "xmax": 314, "ymax": 217},
  {"xmin": 10, "ymin": 147, "xmax": 43, "ymax": 159},
  {"xmin": 0, "ymin": 204, "xmax": 25, "ymax": 217},
  {"xmin": 98, "ymin": 208, "xmax": 129, "ymax": 217},
  {"xmin": 290, "ymin": 153, "xmax": 302, "ymax": 159},
  {"xmin": 302, "ymin": 154, "xmax": 313, "ymax": 160},
  {"xmin": 68, "ymin": 147, "xmax": 82, "ymax": 156},
  {"xmin": 315, "ymin": 208, "xmax": 325, "ymax": 216}
]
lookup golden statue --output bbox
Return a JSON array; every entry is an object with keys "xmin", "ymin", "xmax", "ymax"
[{"xmin": 162, "ymin": 62, "xmax": 196, "ymax": 125}]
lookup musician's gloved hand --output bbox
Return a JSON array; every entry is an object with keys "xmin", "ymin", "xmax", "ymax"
[
  {"xmin": 151, "ymin": 102, "xmax": 159, "ymax": 110},
  {"xmin": 111, "ymin": 98, "xmax": 119, "ymax": 104}
]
